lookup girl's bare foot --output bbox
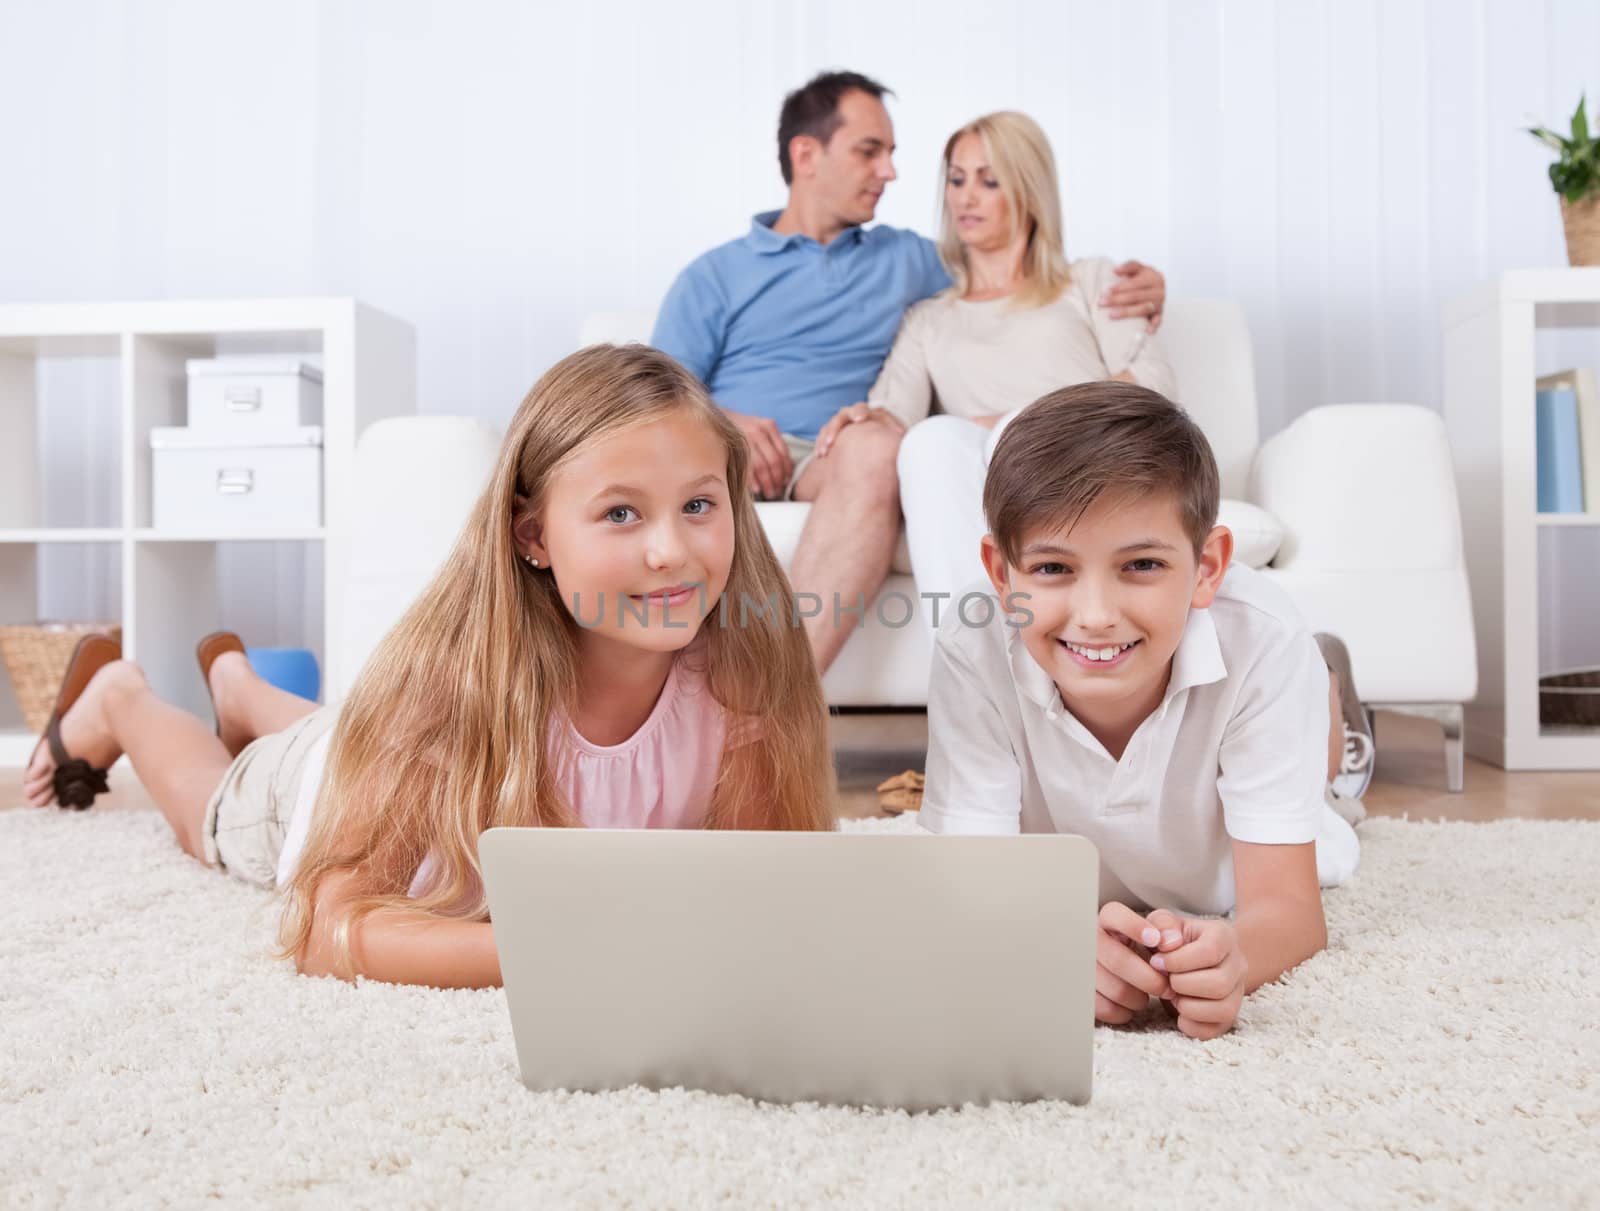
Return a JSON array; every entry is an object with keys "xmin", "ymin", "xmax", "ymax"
[
  {"xmin": 207, "ymin": 650, "xmax": 256, "ymax": 758},
  {"xmin": 22, "ymin": 661, "xmax": 140, "ymax": 807}
]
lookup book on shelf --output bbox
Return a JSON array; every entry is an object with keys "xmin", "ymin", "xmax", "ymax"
[
  {"xmin": 1534, "ymin": 385, "xmax": 1583, "ymax": 513},
  {"xmin": 1537, "ymin": 368, "xmax": 1600, "ymax": 512}
]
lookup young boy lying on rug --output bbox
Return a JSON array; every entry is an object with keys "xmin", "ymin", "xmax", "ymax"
[
  {"xmin": 23, "ymin": 344, "xmax": 835, "ymax": 988},
  {"xmin": 918, "ymin": 382, "xmax": 1363, "ymax": 1040}
]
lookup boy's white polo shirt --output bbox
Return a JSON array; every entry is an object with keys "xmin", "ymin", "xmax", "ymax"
[{"xmin": 920, "ymin": 565, "xmax": 1359, "ymax": 916}]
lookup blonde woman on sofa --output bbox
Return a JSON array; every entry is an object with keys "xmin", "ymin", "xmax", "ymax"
[
  {"xmin": 23, "ymin": 344, "xmax": 836, "ymax": 988},
  {"xmin": 815, "ymin": 110, "xmax": 1176, "ymax": 628}
]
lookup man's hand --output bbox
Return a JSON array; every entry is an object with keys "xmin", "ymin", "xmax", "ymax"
[
  {"xmin": 1094, "ymin": 902, "xmax": 1173, "ymax": 1025},
  {"xmin": 1102, "ymin": 260, "xmax": 1167, "ymax": 332},
  {"xmin": 1145, "ymin": 908, "xmax": 1248, "ymax": 1040},
  {"xmin": 814, "ymin": 402, "xmax": 904, "ymax": 459},
  {"xmin": 726, "ymin": 409, "xmax": 793, "ymax": 499}
]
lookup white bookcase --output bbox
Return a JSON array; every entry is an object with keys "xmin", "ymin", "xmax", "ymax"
[
  {"xmin": 0, "ymin": 299, "xmax": 414, "ymax": 767},
  {"xmin": 1442, "ymin": 269, "xmax": 1600, "ymax": 770}
]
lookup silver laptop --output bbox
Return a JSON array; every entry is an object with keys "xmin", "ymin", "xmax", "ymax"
[{"xmin": 480, "ymin": 828, "xmax": 1098, "ymax": 1111}]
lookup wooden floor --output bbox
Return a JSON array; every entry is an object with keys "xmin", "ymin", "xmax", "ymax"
[
  {"xmin": 4, "ymin": 710, "xmax": 1598, "ymax": 822},
  {"xmin": 828, "ymin": 708, "xmax": 1600, "ymax": 822}
]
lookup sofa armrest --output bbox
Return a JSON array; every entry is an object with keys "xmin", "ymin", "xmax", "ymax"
[
  {"xmin": 1251, "ymin": 404, "xmax": 1465, "ymax": 572},
  {"xmin": 1253, "ymin": 404, "xmax": 1478, "ymax": 706},
  {"xmin": 339, "ymin": 416, "xmax": 502, "ymax": 698}
]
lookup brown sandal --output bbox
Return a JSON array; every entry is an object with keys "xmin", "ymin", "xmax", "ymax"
[
  {"xmin": 34, "ymin": 633, "xmax": 122, "ymax": 810},
  {"xmin": 195, "ymin": 631, "xmax": 245, "ymax": 736}
]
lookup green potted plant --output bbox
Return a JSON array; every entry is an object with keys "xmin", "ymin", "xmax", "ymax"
[{"xmin": 1529, "ymin": 95, "xmax": 1600, "ymax": 266}]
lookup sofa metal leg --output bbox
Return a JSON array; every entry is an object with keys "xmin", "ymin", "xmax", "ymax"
[
  {"xmin": 1441, "ymin": 705, "xmax": 1465, "ymax": 794},
  {"xmin": 1380, "ymin": 703, "xmax": 1466, "ymax": 793}
]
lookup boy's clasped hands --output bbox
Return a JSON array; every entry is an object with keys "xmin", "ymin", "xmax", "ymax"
[{"xmin": 1096, "ymin": 903, "xmax": 1249, "ymax": 1041}]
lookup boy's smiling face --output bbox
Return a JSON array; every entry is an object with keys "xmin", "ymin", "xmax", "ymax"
[{"xmin": 982, "ymin": 490, "xmax": 1232, "ymax": 745}]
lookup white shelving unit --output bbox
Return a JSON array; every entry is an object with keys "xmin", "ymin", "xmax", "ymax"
[
  {"xmin": 0, "ymin": 299, "xmax": 414, "ymax": 767},
  {"xmin": 1443, "ymin": 269, "xmax": 1600, "ymax": 770}
]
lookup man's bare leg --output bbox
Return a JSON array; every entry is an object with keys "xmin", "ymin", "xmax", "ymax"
[
  {"xmin": 208, "ymin": 650, "xmax": 319, "ymax": 757},
  {"xmin": 789, "ymin": 418, "xmax": 903, "ymax": 672},
  {"xmin": 22, "ymin": 661, "xmax": 233, "ymax": 860}
]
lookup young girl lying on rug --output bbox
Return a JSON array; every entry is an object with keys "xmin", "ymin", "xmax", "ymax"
[
  {"xmin": 24, "ymin": 344, "xmax": 835, "ymax": 988},
  {"xmin": 918, "ymin": 382, "xmax": 1363, "ymax": 1040}
]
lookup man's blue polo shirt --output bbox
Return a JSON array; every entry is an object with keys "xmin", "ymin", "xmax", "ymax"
[{"xmin": 652, "ymin": 210, "xmax": 951, "ymax": 441}]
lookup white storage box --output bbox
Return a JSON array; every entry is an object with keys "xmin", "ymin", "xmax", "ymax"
[
  {"xmin": 186, "ymin": 357, "xmax": 323, "ymax": 433},
  {"xmin": 150, "ymin": 426, "xmax": 323, "ymax": 531}
]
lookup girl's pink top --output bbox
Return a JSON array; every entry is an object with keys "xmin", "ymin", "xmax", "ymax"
[
  {"xmin": 554, "ymin": 654, "xmax": 728, "ymax": 831},
  {"xmin": 407, "ymin": 656, "xmax": 730, "ymax": 900},
  {"xmin": 274, "ymin": 655, "xmax": 733, "ymax": 898}
]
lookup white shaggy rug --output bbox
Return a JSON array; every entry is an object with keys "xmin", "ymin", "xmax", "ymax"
[{"xmin": 2, "ymin": 808, "xmax": 1597, "ymax": 1210}]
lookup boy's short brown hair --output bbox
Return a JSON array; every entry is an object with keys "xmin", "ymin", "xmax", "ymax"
[{"xmin": 983, "ymin": 381, "xmax": 1220, "ymax": 564}]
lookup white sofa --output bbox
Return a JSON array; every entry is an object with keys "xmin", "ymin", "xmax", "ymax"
[{"xmin": 339, "ymin": 301, "xmax": 1476, "ymax": 789}]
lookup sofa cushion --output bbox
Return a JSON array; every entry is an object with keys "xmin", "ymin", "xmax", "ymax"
[
  {"xmin": 1217, "ymin": 498, "xmax": 1284, "ymax": 569},
  {"xmin": 754, "ymin": 501, "xmax": 913, "ymax": 575}
]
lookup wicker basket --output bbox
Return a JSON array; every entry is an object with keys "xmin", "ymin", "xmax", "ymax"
[
  {"xmin": 1538, "ymin": 667, "xmax": 1600, "ymax": 728},
  {"xmin": 0, "ymin": 622, "xmax": 122, "ymax": 734},
  {"xmin": 1560, "ymin": 195, "xmax": 1600, "ymax": 266}
]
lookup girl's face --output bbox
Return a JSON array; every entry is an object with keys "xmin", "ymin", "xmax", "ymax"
[
  {"xmin": 521, "ymin": 411, "xmax": 736, "ymax": 654},
  {"xmin": 945, "ymin": 132, "xmax": 1012, "ymax": 253}
]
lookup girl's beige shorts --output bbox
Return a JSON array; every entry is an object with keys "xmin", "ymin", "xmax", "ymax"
[{"xmin": 201, "ymin": 706, "xmax": 340, "ymax": 888}]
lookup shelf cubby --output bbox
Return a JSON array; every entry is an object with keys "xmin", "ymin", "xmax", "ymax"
[
  {"xmin": 0, "ymin": 335, "xmax": 122, "ymax": 533},
  {"xmin": 1536, "ymin": 526, "xmax": 1600, "ymax": 742}
]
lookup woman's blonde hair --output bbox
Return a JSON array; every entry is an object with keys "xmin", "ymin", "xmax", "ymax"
[
  {"xmin": 937, "ymin": 111, "xmax": 1072, "ymax": 309},
  {"xmin": 278, "ymin": 344, "xmax": 836, "ymax": 973}
]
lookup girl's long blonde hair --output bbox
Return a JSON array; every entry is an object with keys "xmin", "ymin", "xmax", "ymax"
[
  {"xmin": 937, "ymin": 111, "xmax": 1072, "ymax": 309},
  {"xmin": 278, "ymin": 344, "xmax": 836, "ymax": 972}
]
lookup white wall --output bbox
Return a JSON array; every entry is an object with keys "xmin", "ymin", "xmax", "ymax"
[{"xmin": 4, "ymin": 0, "xmax": 1599, "ymax": 671}]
